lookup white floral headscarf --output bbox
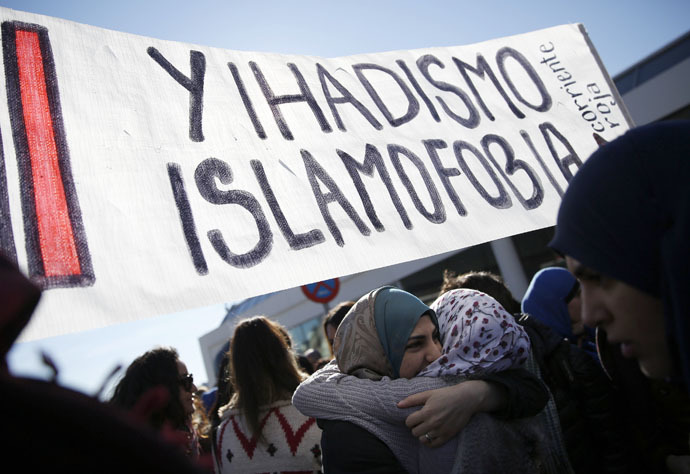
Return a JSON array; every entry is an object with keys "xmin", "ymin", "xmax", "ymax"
[{"xmin": 418, "ymin": 289, "xmax": 530, "ymax": 377}]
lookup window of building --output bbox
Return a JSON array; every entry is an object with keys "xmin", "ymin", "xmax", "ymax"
[{"xmin": 288, "ymin": 313, "xmax": 330, "ymax": 361}]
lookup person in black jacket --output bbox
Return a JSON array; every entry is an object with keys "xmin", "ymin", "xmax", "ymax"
[{"xmin": 595, "ymin": 326, "xmax": 690, "ymax": 473}]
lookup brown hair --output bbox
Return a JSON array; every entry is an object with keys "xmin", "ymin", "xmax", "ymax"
[
  {"xmin": 110, "ymin": 347, "xmax": 189, "ymax": 431},
  {"xmin": 228, "ymin": 316, "xmax": 304, "ymax": 442},
  {"xmin": 440, "ymin": 269, "xmax": 521, "ymax": 314},
  {"xmin": 323, "ymin": 300, "xmax": 355, "ymax": 353}
]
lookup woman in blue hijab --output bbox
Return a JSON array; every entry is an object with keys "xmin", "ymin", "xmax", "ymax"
[
  {"xmin": 549, "ymin": 121, "xmax": 690, "ymax": 472},
  {"xmin": 294, "ymin": 286, "xmax": 555, "ymax": 474},
  {"xmin": 522, "ymin": 267, "xmax": 597, "ymax": 359},
  {"xmin": 337, "ymin": 286, "xmax": 443, "ymax": 380},
  {"xmin": 549, "ymin": 120, "xmax": 690, "ymax": 391}
]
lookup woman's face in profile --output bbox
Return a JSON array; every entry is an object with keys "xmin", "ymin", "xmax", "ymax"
[
  {"xmin": 566, "ymin": 256, "xmax": 672, "ymax": 379},
  {"xmin": 398, "ymin": 314, "xmax": 442, "ymax": 379},
  {"xmin": 176, "ymin": 360, "xmax": 197, "ymax": 418}
]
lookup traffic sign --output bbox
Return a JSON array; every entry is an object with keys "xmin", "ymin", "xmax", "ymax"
[{"xmin": 301, "ymin": 278, "xmax": 340, "ymax": 304}]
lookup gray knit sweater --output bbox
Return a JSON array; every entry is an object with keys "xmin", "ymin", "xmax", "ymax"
[{"xmin": 292, "ymin": 361, "xmax": 547, "ymax": 474}]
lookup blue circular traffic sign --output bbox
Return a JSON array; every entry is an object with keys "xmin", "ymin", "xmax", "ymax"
[{"xmin": 301, "ymin": 278, "xmax": 340, "ymax": 303}]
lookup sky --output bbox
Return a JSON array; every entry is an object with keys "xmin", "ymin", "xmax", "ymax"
[{"xmin": 3, "ymin": 0, "xmax": 689, "ymax": 398}]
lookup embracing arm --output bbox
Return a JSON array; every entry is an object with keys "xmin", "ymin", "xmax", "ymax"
[
  {"xmin": 479, "ymin": 368, "xmax": 549, "ymax": 419},
  {"xmin": 292, "ymin": 360, "xmax": 449, "ymax": 425},
  {"xmin": 397, "ymin": 368, "xmax": 548, "ymax": 448}
]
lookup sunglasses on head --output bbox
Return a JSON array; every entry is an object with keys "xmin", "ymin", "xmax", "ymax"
[{"xmin": 178, "ymin": 373, "xmax": 194, "ymax": 391}]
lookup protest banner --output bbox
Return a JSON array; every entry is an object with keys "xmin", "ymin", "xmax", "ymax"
[{"xmin": 0, "ymin": 7, "xmax": 632, "ymax": 341}]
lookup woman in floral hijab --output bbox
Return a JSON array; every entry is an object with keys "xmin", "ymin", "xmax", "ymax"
[
  {"xmin": 420, "ymin": 288, "xmax": 530, "ymax": 378},
  {"xmin": 294, "ymin": 286, "xmax": 554, "ymax": 474}
]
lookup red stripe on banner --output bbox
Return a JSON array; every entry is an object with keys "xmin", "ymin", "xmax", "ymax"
[{"xmin": 15, "ymin": 29, "xmax": 81, "ymax": 276}]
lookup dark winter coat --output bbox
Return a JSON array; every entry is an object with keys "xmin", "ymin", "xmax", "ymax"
[
  {"xmin": 596, "ymin": 328, "xmax": 690, "ymax": 473},
  {"xmin": 518, "ymin": 314, "xmax": 634, "ymax": 474}
]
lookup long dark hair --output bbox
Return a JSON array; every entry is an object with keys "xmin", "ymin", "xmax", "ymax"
[
  {"xmin": 228, "ymin": 316, "xmax": 304, "ymax": 442},
  {"xmin": 110, "ymin": 346, "xmax": 189, "ymax": 431},
  {"xmin": 207, "ymin": 350, "xmax": 233, "ymax": 450}
]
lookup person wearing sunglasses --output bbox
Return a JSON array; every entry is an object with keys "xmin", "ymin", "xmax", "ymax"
[{"xmin": 110, "ymin": 346, "xmax": 201, "ymax": 459}]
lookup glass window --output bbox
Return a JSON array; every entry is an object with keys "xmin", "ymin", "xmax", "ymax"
[{"xmin": 288, "ymin": 313, "xmax": 330, "ymax": 361}]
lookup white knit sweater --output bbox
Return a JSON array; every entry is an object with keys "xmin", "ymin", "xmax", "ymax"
[{"xmin": 214, "ymin": 399, "xmax": 322, "ymax": 474}]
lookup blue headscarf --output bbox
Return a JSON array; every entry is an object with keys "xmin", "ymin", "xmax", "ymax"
[
  {"xmin": 373, "ymin": 287, "xmax": 437, "ymax": 378},
  {"xmin": 549, "ymin": 120, "xmax": 690, "ymax": 390},
  {"xmin": 522, "ymin": 267, "xmax": 597, "ymax": 358},
  {"xmin": 522, "ymin": 267, "xmax": 578, "ymax": 339}
]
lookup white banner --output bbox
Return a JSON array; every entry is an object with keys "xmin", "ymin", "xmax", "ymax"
[{"xmin": 0, "ymin": 7, "xmax": 632, "ymax": 341}]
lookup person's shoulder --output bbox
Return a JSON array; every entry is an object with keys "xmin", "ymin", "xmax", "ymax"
[
  {"xmin": 267, "ymin": 398, "xmax": 316, "ymax": 422},
  {"xmin": 517, "ymin": 313, "xmax": 564, "ymax": 350}
]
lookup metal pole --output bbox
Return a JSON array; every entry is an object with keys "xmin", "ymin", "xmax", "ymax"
[{"xmin": 490, "ymin": 237, "xmax": 529, "ymax": 300}]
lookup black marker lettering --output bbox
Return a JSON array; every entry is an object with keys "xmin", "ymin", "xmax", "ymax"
[
  {"xmin": 250, "ymin": 61, "xmax": 332, "ymax": 140},
  {"xmin": 416, "ymin": 54, "xmax": 479, "ymax": 129},
  {"xmin": 387, "ymin": 144, "xmax": 445, "ymax": 223},
  {"xmin": 250, "ymin": 159, "xmax": 325, "ymax": 250},
  {"xmin": 353, "ymin": 63, "xmax": 420, "ymax": 127},
  {"xmin": 540, "ymin": 53, "xmax": 565, "ymax": 73},
  {"xmin": 496, "ymin": 47, "xmax": 551, "ymax": 113},
  {"xmin": 481, "ymin": 134, "xmax": 543, "ymax": 210},
  {"xmin": 520, "ymin": 129, "xmax": 563, "ymax": 197},
  {"xmin": 337, "ymin": 144, "xmax": 412, "ymax": 231},
  {"xmin": 0, "ymin": 128, "xmax": 17, "ymax": 264},
  {"xmin": 539, "ymin": 42, "xmax": 555, "ymax": 53},
  {"xmin": 147, "ymin": 47, "xmax": 205, "ymax": 142},
  {"xmin": 228, "ymin": 62, "xmax": 266, "ymax": 139},
  {"xmin": 423, "ymin": 139, "xmax": 467, "ymax": 216},
  {"xmin": 316, "ymin": 63, "xmax": 382, "ymax": 132},
  {"xmin": 301, "ymin": 149, "xmax": 370, "ymax": 246},
  {"xmin": 396, "ymin": 59, "xmax": 440, "ymax": 122},
  {"xmin": 167, "ymin": 163, "xmax": 208, "ymax": 275},
  {"xmin": 453, "ymin": 53, "xmax": 525, "ymax": 121},
  {"xmin": 539, "ymin": 122, "xmax": 582, "ymax": 182},
  {"xmin": 194, "ymin": 158, "xmax": 272, "ymax": 268},
  {"xmin": 453, "ymin": 140, "xmax": 512, "ymax": 208},
  {"xmin": 604, "ymin": 116, "xmax": 620, "ymax": 129}
]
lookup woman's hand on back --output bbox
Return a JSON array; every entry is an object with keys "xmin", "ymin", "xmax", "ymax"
[{"xmin": 397, "ymin": 380, "xmax": 507, "ymax": 448}]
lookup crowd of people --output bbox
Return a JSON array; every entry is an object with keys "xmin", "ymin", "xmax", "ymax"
[{"xmin": 2, "ymin": 120, "xmax": 689, "ymax": 472}]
